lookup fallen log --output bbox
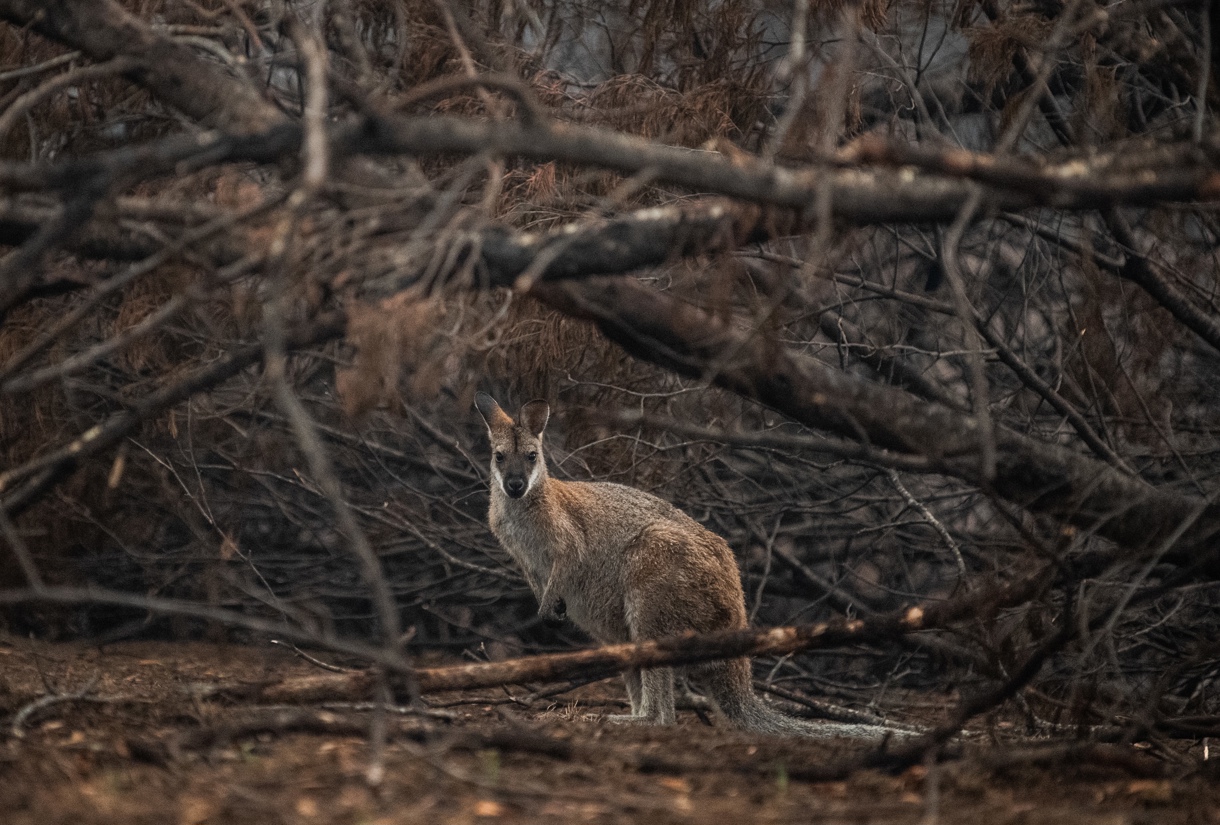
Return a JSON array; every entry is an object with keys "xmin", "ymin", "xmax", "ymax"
[{"xmin": 253, "ymin": 569, "xmax": 1048, "ymax": 703}]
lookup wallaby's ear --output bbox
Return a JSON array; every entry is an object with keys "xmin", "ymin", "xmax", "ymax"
[
  {"xmin": 519, "ymin": 400, "xmax": 550, "ymax": 436},
  {"xmin": 475, "ymin": 392, "xmax": 512, "ymax": 430}
]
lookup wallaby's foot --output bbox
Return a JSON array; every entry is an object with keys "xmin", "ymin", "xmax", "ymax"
[{"xmin": 604, "ymin": 712, "xmax": 665, "ymax": 726}]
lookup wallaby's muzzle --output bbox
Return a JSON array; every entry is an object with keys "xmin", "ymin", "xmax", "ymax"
[{"xmin": 504, "ymin": 474, "xmax": 527, "ymax": 498}]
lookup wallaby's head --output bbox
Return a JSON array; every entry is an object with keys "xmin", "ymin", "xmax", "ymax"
[{"xmin": 474, "ymin": 392, "xmax": 550, "ymax": 500}]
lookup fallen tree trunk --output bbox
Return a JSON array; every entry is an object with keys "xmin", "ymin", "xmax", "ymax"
[{"xmin": 250, "ymin": 569, "xmax": 1046, "ymax": 702}]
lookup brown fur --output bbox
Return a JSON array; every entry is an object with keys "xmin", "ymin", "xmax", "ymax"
[{"xmin": 474, "ymin": 392, "xmax": 820, "ymax": 735}]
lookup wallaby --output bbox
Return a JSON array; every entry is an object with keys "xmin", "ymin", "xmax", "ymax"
[{"xmin": 474, "ymin": 392, "xmax": 820, "ymax": 735}]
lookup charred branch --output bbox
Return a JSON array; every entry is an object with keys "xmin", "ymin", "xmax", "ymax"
[{"xmin": 531, "ymin": 277, "xmax": 1220, "ymax": 561}]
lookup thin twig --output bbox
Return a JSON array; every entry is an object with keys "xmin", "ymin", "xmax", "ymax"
[
  {"xmin": 397, "ymin": 72, "xmax": 545, "ymax": 124},
  {"xmin": 937, "ymin": 194, "xmax": 995, "ymax": 481},
  {"xmin": 887, "ymin": 469, "xmax": 967, "ymax": 581},
  {"xmin": 268, "ymin": 639, "xmax": 358, "ymax": 673},
  {"xmin": 0, "ymin": 503, "xmax": 41, "ymax": 590},
  {"xmin": 763, "ymin": 0, "xmax": 810, "ymax": 158},
  {"xmin": 0, "ymin": 52, "xmax": 80, "ymax": 82},
  {"xmin": 0, "ymin": 196, "xmax": 282, "ymax": 384},
  {"xmin": 605, "ymin": 410, "xmax": 934, "ymax": 472},
  {"xmin": 277, "ymin": 17, "xmax": 407, "ymax": 788}
]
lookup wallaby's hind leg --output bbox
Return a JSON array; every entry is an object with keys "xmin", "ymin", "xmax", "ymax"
[
  {"xmin": 611, "ymin": 521, "xmax": 745, "ymax": 728},
  {"xmin": 608, "ymin": 666, "xmax": 674, "ymax": 724}
]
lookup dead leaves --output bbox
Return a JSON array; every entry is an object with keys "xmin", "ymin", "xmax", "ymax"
[{"xmin": 336, "ymin": 295, "xmax": 451, "ymax": 418}]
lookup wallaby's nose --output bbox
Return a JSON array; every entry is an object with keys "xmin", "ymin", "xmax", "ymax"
[{"xmin": 505, "ymin": 476, "xmax": 526, "ymax": 498}]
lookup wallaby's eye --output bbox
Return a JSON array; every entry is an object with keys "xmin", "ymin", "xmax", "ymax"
[
  {"xmin": 527, "ymin": 451, "xmax": 537, "ymax": 463},
  {"xmin": 494, "ymin": 452, "xmax": 505, "ymax": 464}
]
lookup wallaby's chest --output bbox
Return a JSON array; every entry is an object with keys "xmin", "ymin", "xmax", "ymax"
[
  {"xmin": 489, "ymin": 499, "xmax": 561, "ymax": 585},
  {"xmin": 490, "ymin": 496, "xmax": 622, "ymax": 635}
]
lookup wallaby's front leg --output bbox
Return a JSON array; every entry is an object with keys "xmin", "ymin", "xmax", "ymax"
[
  {"xmin": 638, "ymin": 667, "xmax": 676, "ymax": 724},
  {"xmin": 623, "ymin": 667, "xmax": 642, "ymax": 715}
]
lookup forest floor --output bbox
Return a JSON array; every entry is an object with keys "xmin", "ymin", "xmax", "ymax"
[{"xmin": 0, "ymin": 634, "xmax": 1216, "ymax": 825}]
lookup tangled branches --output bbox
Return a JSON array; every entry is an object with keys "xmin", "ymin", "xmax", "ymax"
[{"xmin": 0, "ymin": 0, "xmax": 1219, "ymax": 762}]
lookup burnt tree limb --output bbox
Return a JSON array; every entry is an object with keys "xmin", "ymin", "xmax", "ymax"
[
  {"xmin": 355, "ymin": 115, "xmax": 1220, "ymax": 220},
  {"xmin": 0, "ymin": 0, "xmax": 284, "ymax": 135},
  {"xmin": 6, "ymin": 0, "xmax": 1218, "ymax": 290},
  {"xmin": 2, "ymin": 0, "xmax": 1219, "ymax": 292},
  {"xmin": 2, "ymin": 114, "xmax": 1219, "ymax": 231},
  {"xmin": 210, "ymin": 569, "xmax": 1048, "ymax": 701},
  {"xmin": 1103, "ymin": 208, "xmax": 1220, "ymax": 355},
  {"xmin": 531, "ymin": 277, "xmax": 1220, "ymax": 561}
]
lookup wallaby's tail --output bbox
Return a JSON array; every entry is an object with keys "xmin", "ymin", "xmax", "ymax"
[{"xmin": 696, "ymin": 658, "xmax": 823, "ymax": 736}]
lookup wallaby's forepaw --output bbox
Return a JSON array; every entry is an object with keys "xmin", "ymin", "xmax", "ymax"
[{"xmin": 537, "ymin": 593, "xmax": 565, "ymax": 620}]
